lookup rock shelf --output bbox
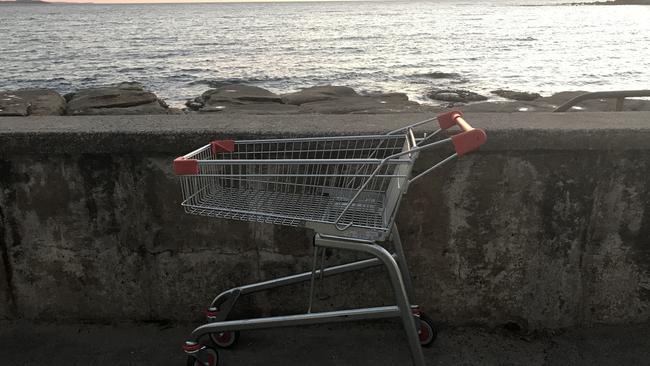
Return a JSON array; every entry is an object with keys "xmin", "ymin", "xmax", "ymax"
[{"xmin": 2, "ymin": 83, "xmax": 649, "ymax": 116}]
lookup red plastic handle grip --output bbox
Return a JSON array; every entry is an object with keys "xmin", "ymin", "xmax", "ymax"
[
  {"xmin": 437, "ymin": 110, "xmax": 470, "ymax": 131},
  {"xmin": 173, "ymin": 157, "xmax": 199, "ymax": 175},
  {"xmin": 451, "ymin": 129, "xmax": 487, "ymax": 156},
  {"xmin": 437, "ymin": 111, "xmax": 487, "ymax": 156},
  {"xmin": 211, "ymin": 139, "xmax": 235, "ymax": 155}
]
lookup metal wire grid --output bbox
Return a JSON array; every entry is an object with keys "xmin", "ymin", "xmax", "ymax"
[
  {"xmin": 216, "ymin": 135, "xmax": 407, "ymax": 161},
  {"xmin": 182, "ymin": 185, "xmax": 385, "ymax": 228},
  {"xmin": 178, "ymin": 134, "xmax": 415, "ymax": 236}
]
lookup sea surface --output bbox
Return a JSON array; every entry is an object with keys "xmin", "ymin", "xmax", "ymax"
[{"xmin": 1, "ymin": 0, "xmax": 649, "ymax": 106}]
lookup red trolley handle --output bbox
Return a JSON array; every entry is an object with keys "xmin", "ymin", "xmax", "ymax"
[{"xmin": 436, "ymin": 111, "xmax": 487, "ymax": 156}]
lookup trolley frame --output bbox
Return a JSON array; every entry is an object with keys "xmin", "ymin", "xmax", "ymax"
[{"xmin": 175, "ymin": 111, "xmax": 486, "ymax": 366}]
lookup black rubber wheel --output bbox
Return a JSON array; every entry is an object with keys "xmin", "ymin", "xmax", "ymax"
[
  {"xmin": 186, "ymin": 347, "xmax": 219, "ymax": 366},
  {"xmin": 209, "ymin": 330, "xmax": 240, "ymax": 348},
  {"xmin": 417, "ymin": 313, "xmax": 437, "ymax": 347}
]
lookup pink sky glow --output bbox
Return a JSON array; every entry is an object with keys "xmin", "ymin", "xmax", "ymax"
[{"xmin": 35, "ymin": 0, "xmax": 348, "ymax": 3}]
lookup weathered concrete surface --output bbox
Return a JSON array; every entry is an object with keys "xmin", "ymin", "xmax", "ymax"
[
  {"xmin": 0, "ymin": 112, "xmax": 649, "ymax": 329},
  {"xmin": 0, "ymin": 320, "xmax": 648, "ymax": 366},
  {"xmin": 1, "ymin": 112, "xmax": 650, "ymax": 154}
]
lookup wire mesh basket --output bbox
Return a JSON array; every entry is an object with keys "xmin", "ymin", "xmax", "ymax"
[{"xmin": 174, "ymin": 111, "xmax": 486, "ymax": 241}]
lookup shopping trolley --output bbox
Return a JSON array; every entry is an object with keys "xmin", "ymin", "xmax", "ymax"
[{"xmin": 173, "ymin": 111, "xmax": 486, "ymax": 366}]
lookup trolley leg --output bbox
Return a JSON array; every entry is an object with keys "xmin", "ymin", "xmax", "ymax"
[
  {"xmin": 391, "ymin": 223, "xmax": 416, "ymax": 302},
  {"xmin": 315, "ymin": 235, "xmax": 426, "ymax": 366},
  {"xmin": 191, "ymin": 306, "xmax": 401, "ymax": 338},
  {"xmin": 187, "ymin": 235, "xmax": 425, "ymax": 366}
]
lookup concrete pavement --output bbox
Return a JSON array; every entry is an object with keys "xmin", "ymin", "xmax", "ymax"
[{"xmin": 1, "ymin": 320, "xmax": 648, "ymax": 366}]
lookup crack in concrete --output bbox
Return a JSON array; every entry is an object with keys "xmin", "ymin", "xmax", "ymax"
[{"xmin": 0, "ymin": 205, "xmax": 18, "ymax": 316}]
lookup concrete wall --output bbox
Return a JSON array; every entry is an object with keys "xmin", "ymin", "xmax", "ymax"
[{"xmin": 1, "ymin": 112, "xmax": 649, "ymax": 329}]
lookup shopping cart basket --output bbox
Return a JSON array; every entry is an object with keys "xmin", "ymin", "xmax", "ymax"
[{"xmin": 174, "ymin": 111, "xmax": 486, "ymax": 366}]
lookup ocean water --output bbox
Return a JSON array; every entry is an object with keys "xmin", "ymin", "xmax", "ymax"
[{"xmin": 0, "ymin": 0, "xmax": 649, "ymax": 106}]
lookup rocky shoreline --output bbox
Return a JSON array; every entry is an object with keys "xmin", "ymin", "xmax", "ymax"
[{"xmin": 1, "ymin": 82, "xmax": 649, "ymax": 117}]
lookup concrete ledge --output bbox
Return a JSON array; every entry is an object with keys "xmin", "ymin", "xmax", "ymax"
[
  {"xmin": 1, "ymin": 112, "xmax": 649, "ymax": 329},
  {"xmin": 1, "ymin": 112, "xmax": 650, "ymax": 154}
]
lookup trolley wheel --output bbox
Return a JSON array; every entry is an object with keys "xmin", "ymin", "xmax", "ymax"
[
  {"xmin": 417, "ymin": 313, "xmax": 437, "ymax": 347},
  {"xmin": 209, "ymin": 331, "xmax": 239, "ymax": 348},
  {"xmin": 186, "ymin": 347, "xmax": 219, "ymax": 366}
]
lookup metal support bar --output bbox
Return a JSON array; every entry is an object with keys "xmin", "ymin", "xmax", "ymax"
[
  {"xmin": 239, "ymin": 257, "xmax": 384, "ymax": 294},
  {"xmin": 191, "ymin": 306, "xmax": 400, "ymax": 337},
  {"xmin": 307, "ymin": 246, "xmax": 321, "ymax": 313},
  {"xmin": 408, "ymin": 153, "xmax": 456, "ymax": 184},
  {"xmin": 391, "ymin": 224, "xmax": 415, "ymax": 301},
  {"xmin": 209, "ymin": 257, "xmax": 385, "ymax": 309},
  {"xmin": 553, "ymin": 90, "xmax": 650, "ymax": 112},
  {"xmin": 315, "ymin": 235, "xmax": 426, "ymax": 366}
]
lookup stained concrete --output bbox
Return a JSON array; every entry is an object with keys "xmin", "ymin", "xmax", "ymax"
[
  {"xmin": 1, "ymin": 112, "xmax": 650, "ymax": 154},
  {"xmin": 0, "ymin": 320, "xmax": 648, "ymax": 366},
  {"xmin": 0, "ymin": 113, "xmax": 649, "ymax": 329}
]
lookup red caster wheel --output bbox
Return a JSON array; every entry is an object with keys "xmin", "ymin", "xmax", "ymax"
[
  {"xmin": 417, "ymin": 313, "xmax": 437, "ymax": 347},
  {"xmin": 209, "ymin": 331, "xmax": 240, "ymax": 348},
  {"xmin": 185, "ymin": 346, "xmax": 218, "ymax": 366}
]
